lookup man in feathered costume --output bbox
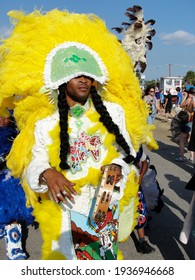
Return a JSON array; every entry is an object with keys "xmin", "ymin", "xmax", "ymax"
[{"xmin": 0, "ymin": 9, "xmax": 157, "ymax": 260}]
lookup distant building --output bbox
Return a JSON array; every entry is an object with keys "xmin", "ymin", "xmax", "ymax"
[{"xmin": 160, "ymin": 76, "xmax": 183, "ymax": 95}]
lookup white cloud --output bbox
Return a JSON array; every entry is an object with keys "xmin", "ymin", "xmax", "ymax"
[
  {"xmin": 160, "ymin": 30, "xmax": 195, "ymax": 45},
  {"xmin": 0, "ymin": 26, "xmax": 12, "ymax": 39}
]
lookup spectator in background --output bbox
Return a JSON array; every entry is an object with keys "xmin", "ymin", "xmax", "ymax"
[
  {"xmin": 130, "ymin": 146, "xmax": 155, "ymax": 254},
  {"xmin": 155, "ymin": 86, "xmax": 160, "ymax": 99},
  {"xmin": 155, "ymin": 87, "xmax": 161, "ymax": 114},
  {"xmin": 176, "ymin": 86, "xmax": 183, "ymax": 107},
  {"xmin": 160, "ymin": 89, "xmax": 165, "ymax": 109},
  {"xmin": 179, "ymin": 174, "xmax": 195, "ymax": 260},
  {"xmin": 143, "ymin": 87, "xmax": 161, "ymax": 124},
  {"xmin": 186, "ymin": 87, "xmax": 195, "ymax": 163},
  {"xmin": 179, "ymin": 87, "xmax": 195, "ymax": 163},
  {"xmin": 164, "ymin": 90, "xmax": 174, "ymax": 122},
  {"xmin": 175, "ymin": 110, "xmax": 191, "ymax": 162}
]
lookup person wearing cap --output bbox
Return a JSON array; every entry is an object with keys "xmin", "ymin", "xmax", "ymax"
[
  {"xmin": 0, "ymin": 108, "xmax": 34, "ymax": 260},
  {"xmin": 0, "ymin": 9, "xmax": 158, "ymax": 260}
]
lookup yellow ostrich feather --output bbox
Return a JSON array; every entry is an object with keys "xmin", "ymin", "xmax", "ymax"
[
  {"xmin": 33, "ymin": 200, "xmax": 63, "ymax": 260},
  {"xmin": 117, "ymin": 249, "xmax": 124, "ymax": 260},
  {"xmin": 0, "ymin": 106, "xmax": 10, "ymax": 117},
  {"xmin": 0, "ymin": 96, "xmax": 16, "ymax": 116},
  {"xmin": 118, "ymin": 169, "xmax": 140, "ymax": 241},
  {"xmin": 7, "ymin": 92, "xmax": 54, "ymax": 177}
]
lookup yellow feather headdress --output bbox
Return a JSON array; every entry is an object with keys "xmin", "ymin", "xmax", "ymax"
[
  {"xmin": 0, "ymin": 9, "xmax": 158, "ymax": 254},
  {"xmin": 0, "ymin": 107, "xmax": 10, "ymax": 118}
]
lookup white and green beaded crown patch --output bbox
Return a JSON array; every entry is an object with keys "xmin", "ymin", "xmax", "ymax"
[{"xmin": 44, "ymin": 42, "xmax": 109, "ymax": 90}]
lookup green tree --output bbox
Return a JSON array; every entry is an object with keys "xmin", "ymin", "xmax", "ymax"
[
  {"xmin": 144, "ymin": 80, "xmax": 156, "ymax": 89},
  {"xmin": 183, "ymin": 71, "xmax": 195, "ymax": 86}
]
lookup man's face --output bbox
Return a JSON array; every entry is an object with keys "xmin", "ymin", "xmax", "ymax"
[
  {"xmin": 0, "ymin": 117, "xmax": 10, "ymax": 127},
  {"xmin": 65, "ymin": 76, "xmax": 93, "ymax": 106}
]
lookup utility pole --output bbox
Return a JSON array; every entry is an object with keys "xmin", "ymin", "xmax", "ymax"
[{"xmin": 168, "ymin": 64, "xmax": 172, "ymax": 77}]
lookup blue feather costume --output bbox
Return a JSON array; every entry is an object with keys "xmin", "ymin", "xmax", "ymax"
[{"xmin": 0, "ymin": 124, "xmax": 34, "ymax": 231}]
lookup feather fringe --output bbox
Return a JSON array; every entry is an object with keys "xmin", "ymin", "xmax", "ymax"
[
  {"xmin": 33, "ymin": 200, "xmax": 62, "ymax": 260},
  {"xmin": 117, "ymin": 249, "xmax": 124, "ymax": 260}
]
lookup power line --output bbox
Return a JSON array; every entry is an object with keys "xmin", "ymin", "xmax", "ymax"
[
  {"xmin": 147, "ymin": 64, "xmax": 195, "ymax": 72},
  {"xmin": 146, "ymin": 64, "xmax": 195, "ymax": 79}
]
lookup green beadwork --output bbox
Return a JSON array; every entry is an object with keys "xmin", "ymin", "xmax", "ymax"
[
  {"xmin": 70, "ymin": 104, "xmax": 85, "ymax": 118},
  {"xmin": 51, "ymin": 47, "xmax": 103, "ymax": 83},
  {"xmin": 75, "ymin": 120, "xmax": 84, "ymax": 128}
]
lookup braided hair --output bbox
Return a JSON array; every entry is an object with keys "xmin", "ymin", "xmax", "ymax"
[
  {"xmin": 90, "ymin": 86, "xmax": 135, "ymax": 164},
  {"xmin": 58, "ymin": 84, "xmax": 135, "ymax": 170},
  {"xmin": 58, "ymin": 83, "xmax": 71, "ymax": 170}
]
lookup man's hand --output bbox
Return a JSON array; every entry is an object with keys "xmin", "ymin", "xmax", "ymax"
[{"xmin": 39, "ymin": 168, "xmax": 77, "ymax": 203}]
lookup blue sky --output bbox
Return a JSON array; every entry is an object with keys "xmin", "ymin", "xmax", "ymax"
[{"xmin": 0, "ymin": 0, "xmax": 195, "ymax": 81}]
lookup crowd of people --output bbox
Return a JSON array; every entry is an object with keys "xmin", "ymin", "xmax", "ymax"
[
  {"xmin": 142, "ymin": 85, "xmax": 195, "ymax": 163},
  {"xmin": 142, "ymin": 85, "xmax": 195, "ymax": 260}
]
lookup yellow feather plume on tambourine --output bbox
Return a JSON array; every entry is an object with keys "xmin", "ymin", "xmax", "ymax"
[{"xmin": 0, "ymin": 9, "xmax": 158, "ymax": 259}]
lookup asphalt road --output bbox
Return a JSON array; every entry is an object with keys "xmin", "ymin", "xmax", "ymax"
[{"xmin": 0, "ymin": 114, "xmax": 194, "ymax": 260}]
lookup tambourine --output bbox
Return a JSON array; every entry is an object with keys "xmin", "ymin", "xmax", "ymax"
[{"xmin": 92, "ymin": 164, "xmax": 121, "ymax": 223}]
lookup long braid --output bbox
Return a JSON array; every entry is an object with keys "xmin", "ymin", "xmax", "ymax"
[
  {"xmin": 57, "ymin": 84, "xmax": 134, "ymax": 170},
  {"xmin": 58, "ymin": 84, "xmax": 70, "ymax": 170},
  {"xmin": 90, "ymin": 86, "xmax": 135, "ymax": 164}
]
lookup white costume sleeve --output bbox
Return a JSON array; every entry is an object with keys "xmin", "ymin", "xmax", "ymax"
[
  {"xmin": 140, "ymin": 150, "xmax": 147, "ymax": 162},
  {"xmin": 26, "ymin": 113, "xmax": 59, "ymax": 193}
]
